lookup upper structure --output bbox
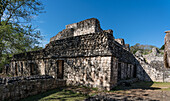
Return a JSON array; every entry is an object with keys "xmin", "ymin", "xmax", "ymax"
[
  {"xmin": 164, "ymin": 31, "xmax": 170, "ymax": 68},
  {"xmin": 50, "ymin": 18, "xmax": 103, "ymax": 42}
]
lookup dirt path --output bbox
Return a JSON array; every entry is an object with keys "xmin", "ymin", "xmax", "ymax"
[
  {"xmin": 86, "ymin": 82, "xmax": 170, "ymax": 101},
  {"xmin": 86, "ymin": 89, "xmax": 170, "ymax": 101}
]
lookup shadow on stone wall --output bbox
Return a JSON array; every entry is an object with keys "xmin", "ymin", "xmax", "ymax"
[{"xmin": 114, "ymin": 58, "xmax": 154, "ymax": 91}]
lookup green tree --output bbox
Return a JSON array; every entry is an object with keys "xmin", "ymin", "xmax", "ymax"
[
  {"xmin": 130, "ymin": 43, "xmax": 157, "ymax": 54},
  {"xmin": 0, "ymin": 0, "xmax": 44, "ymax": 71},
  {"xmin": 160, "ymin": 44, "xmax": 165, "ymax": 50}
]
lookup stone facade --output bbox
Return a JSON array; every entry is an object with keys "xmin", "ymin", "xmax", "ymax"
[
  {"xmin": 0, "ymin": 75, "xmax": 66, "ymax": 101},
  {"xmin": 50, "ymin": 18, "xmax": 103, "ymax": 42},
  {"xmin": 8, "ymin": 18, "xmax": 137, "ymax": 91},
  {"xmin": 164, "ymin": 31, "xmax": 170, "ymax": 68},
  {"xmin": 135, "ymin": 49, "xmax": 170, "ymax": 82}
]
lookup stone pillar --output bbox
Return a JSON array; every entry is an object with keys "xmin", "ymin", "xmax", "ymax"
[{"xmin": 164, "ymin": 31, "xmax": 170, "ymax": 68}]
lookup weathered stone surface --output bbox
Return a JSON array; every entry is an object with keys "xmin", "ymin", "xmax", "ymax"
[
  {"xmin": 143, "ymin": 48, "xmax": 163, "ymax": 64},
  {"xmin": 135, "ymin": 49, "xmax": 170, "ymax": 82},
  {"xmin": 50, "ymin": 28, "xmax": 74, "ymax": 41},
  {"xmin": 164, "ymin": 31, "xmax": 170, "ymax": 68},
  {"xmin": 115, "ymin": 38, "xmax": 125, "ymax": 46},
  {"xmin": 50, "ymin": 18, "xmax": 103, "ymax": 42},
  {"xmin": 0, "ymin": 75, "xmax": 66, "ymax": 101},
  {"xmin": 8, "ymin": 18, "xmax": 137, "ymax": 91},
  {"xmin": 66, "ymin": 18, "xmax": 103, "ymax": 36}
]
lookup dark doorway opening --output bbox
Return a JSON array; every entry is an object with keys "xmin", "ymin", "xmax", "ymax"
[
  {"xmin": 133, "ymin": 64, "xmax": 137, "ymax": 78},
  {"xmin": 30, "ymin": 63, "xmax": 38, "ymax": 75},
  {"xmin": 117, "ymin": 63, "xmax": 121, "ymax": 81},
  {"xmin": 57, "ymin": 60, "xmax": 64, "ymax": 79},
  {"xmin": 21, "ymin": 62, "xmax": 23, "ymax": 75},
  {"xmin": 30, "ymin": 63, "xmax": 34, "ymax": 75},
  {"xmin": 15, "ymin": 63, "xmax": 18, "ymax": 76}
]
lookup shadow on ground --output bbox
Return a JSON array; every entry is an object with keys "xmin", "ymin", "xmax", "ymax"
[
  {"xmin": 20, "ymin": 87, "xmax": 88, "ymax": 101},
  {"xmin": 20, "ymin": 82, "xmax": 170, "ymax": 101},
  {"xmin": 85, "ymin": 82, "xmax": 168, "ymax": 101},
  {"xmin": 113, "ymin": 81, "xmax": 160, "ymax": 91}
]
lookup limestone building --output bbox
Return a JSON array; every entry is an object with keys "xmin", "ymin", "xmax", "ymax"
[
  {"xmin": 164, "ymin": 31, "xmax": 170, "ymax": 68},
  {"xmin": 9, "ymin": 18, "xmax": 137, "ymax": 90}
]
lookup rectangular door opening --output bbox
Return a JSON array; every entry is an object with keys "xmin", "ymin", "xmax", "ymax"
[
  {"xmin": 15, "ymin": 63, "xmax": 18, "ymax": 76},
  {"xmin": 57, "ymin": 60, "xmax": 64, "ymax": 79},
  {"xmin": 117, "ymin": 63, "xmax": 121, "ymax": 81}
]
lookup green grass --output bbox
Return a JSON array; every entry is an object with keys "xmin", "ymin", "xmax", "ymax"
[
  {"xmin": 111, "ymin": 82, "xmax": 170, "ymax": 91},
  {"xmin": 151, "ymin": 82, "xmax": 170, "ymax": 91},
  {"xmin": 20, "ymin": 89, "xmax": 89, "ymax": 101},
  {"xmin": 20, "ymin": 82, "xmax": 170, "ymax": 101}
]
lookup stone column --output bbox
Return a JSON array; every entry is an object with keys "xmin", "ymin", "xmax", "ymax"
[{"xmin": 164, "ymin": 31, "xmax": 170, "ymax": 68}]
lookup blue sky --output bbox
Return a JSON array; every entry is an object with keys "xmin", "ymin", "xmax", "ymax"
[{"xmin": 33, "ymin": 0, "xmax": 170, "ymax": 48}]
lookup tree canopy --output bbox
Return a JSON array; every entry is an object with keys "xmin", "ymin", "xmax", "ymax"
[
  {"xmin": 130, "ymin": 43, "xmax": 158, "ymax": 54},
  {"xmin": 0, "ymin": 0, "xmax": 44, "ymax": 70}
]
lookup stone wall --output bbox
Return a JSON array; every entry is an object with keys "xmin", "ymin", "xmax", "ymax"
[
  {"xmin": 9, "ymin": 59, "xmax": 56, "ymax": 77},
  {"xmin": 135, "ymin": 50, "xmax": 170, "ymax": 82},
  {"xmin": 13, "ymin": 31, "xmax": 113, "ymax": 61},
  {"xmin": 50, "ymin": 18, "xmax": 103, "ymax": 42},
  {"xmin": 0, "ymin": 75, "xmax": 66, "ymax": 101},
  {"xmin": 164, "ymin": 31, "xmax": 170, "ymax": 68},
  {"xmin": 66, "ymin": 18, "xmax": 103, "ymax": 37},
  {"xmin": 50, "ymin": 28, "xmax": 74, "ymax": 42},
  {"xmin": 64, "ymin": 56, "xmax": 112, "ymax": 90}
]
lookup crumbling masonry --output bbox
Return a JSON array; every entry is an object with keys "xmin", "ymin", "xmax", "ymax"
[
  {"xmin": 7, "ymin": 18, "xmax": 170, "ymax": 91},
  {"xmin": 8, "ymin": 18, "xmax": 137, "ymax": 90}
]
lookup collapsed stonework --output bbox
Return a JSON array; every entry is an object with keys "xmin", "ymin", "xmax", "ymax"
[{"xmin": 135, "ymin": 48, "xmax": 170, "ymax": 82}]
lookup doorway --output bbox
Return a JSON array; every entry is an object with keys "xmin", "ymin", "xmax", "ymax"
[
  {"xmin": 57, "ymin": 60, "xmax": 64, "ymax": 79},
  {"xmin": 30, "ymin": 63, "xmax": 34, "ymax": 75},
  {"xmin": 117, "ymin": 63, "xmax": 121, "ymax": 81},
  {"xmin": 133, "ymin": 64, "xmax": 137, "ymax": 78},
  {"xmin": 15, "ymin": 63, "xmax": 18, "ymax": 76},
  {"xmin": 30, "ymin": 63, "xmax": 38, "ymax": 75}
]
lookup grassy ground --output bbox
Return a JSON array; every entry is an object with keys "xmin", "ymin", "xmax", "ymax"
[
  {"xmin": 151, "ymin": 82, "xmax": 170, "ymax": 91},
  {"xmin": 20, "ymin": 88, "xmax": 89, "ymax": 101},
  {"xmin": 112, "ymin": 81, "xmax": 170, "ymax": 91},
  {"xmin": 20, "ymin": 82, "xmax": 170, "ymax": 101}
]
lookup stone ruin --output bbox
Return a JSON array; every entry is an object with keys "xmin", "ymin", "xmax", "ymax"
[
  {"xmin": 7, "ymin": 18, "xmax": 137, "ymax": 91},
  {"xmin": 2, "ymin": 18, "xmax": 170, "ymax": 97},
  {"xmin": 50, "ymin": 18, "xmax": 103, "ymax": 42},
  {"xmin": 164, "ymin": 31, "xmax": 170, "ymax": 68},
  {"xmin": 135, "ymin": 47, "xmax": 170, "ymax": 82}
]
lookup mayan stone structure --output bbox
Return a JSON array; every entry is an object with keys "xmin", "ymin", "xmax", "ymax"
[
  {"xmin": 164, "ymin": 31, "xmax": 170, "ymax": 68},
  {"xmin": 0, "ymin": 75, "xmax": 66, "ymax": 101},
  {"xmin": 7, "ymin": 18, "xmax": 138, "ymax": 91}
]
